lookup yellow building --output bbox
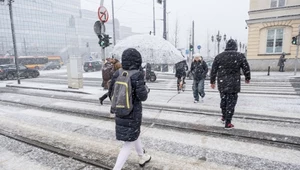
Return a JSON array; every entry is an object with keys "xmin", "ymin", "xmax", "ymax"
[{"xmin": 246, "ymin": 0, "xmax": 300, "ymax": 71}]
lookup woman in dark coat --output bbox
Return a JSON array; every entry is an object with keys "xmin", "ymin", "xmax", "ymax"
[
  {"xmin": 278, "ymin": 52, "xmax": 286, "ymax": 72},
  {"xmin": 109, "ymin": 48, "xmax": 151, "ymax": 170}
]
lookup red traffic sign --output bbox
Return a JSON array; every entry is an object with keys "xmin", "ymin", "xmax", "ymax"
[{"xmin": 98, "ymin": 6, "xmax": 109, "ymax": 23}]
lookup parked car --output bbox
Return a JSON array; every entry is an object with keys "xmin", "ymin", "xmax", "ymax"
[
  {"xmin": 83, "ymin": 61, "xmax": 102, "ymax": 72},
  {"xmin": 0, "ymin": 64, "xmax": 39, "ymax": 80},
  {"xmin": 43, "ymin": 62, "xmax": 61, "ymax": 70}
]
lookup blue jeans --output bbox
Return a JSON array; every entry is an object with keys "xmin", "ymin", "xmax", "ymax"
[{"xmin": 193, "ymin": 79, "xmax": 205, "ymax": 101}]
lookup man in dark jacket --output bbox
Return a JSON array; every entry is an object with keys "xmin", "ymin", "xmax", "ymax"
[
  {"xmin": 175, "ymin": 60, "xmax": 188, "ymax": 92},
  {"xmin": 191, "ymin": 54, "xmax": 208, "ymax": 102},
  {"xmin": 210, "ymin": 39, "xmax": 251, "ymax": 129},
  {"xmin": 278, "ymin": 52, "xmax": 286, "ymax": 72},
  {"xmin": 109, "ymin": 48, "xmax": 151, "ymax": 169}
]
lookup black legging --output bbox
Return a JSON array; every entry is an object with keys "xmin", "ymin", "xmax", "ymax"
[{"xmin": 177, "ymin": 76, "xmax": 186, "ymax": 91}]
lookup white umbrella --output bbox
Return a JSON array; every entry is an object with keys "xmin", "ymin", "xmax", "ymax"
[{"xmin": 112, "ymin": 34, "xmax": 184, "ymax": 64}]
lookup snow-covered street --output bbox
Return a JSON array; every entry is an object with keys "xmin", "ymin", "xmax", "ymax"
[{"xmin": 0, "ymin": 69, "xmax": 299, "ymax": 169}]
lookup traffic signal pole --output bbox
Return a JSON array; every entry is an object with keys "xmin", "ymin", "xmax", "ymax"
[
  {"xmin": 294, "ymin": 25, "xmax": 300, "ymax": 76},
  {"xmin": 100, "ymin": 0, "xmax": 105, "ymax": 62},
  {"xmin": 112, "ymin": 0, "xmax": 116, "ymax": 45},
  {"xmin": 8, "ymin": 0, "xmax": 20, "ymax": 84},
  {"xmin": 192, "ymin": 21, "xmax": 195, "ymax": 56}
]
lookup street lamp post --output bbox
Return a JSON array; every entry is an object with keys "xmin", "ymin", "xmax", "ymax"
[
  {"xmin": 211, "ymin": 35, "xmax": 215, "ymax": 57},
  {"xmin": 216, "ymin": 31, "xmax": 222, "ymax": 54},
  {"xmin": 8, "ymin": 0, "xmax": 20, "ymax": 84}
]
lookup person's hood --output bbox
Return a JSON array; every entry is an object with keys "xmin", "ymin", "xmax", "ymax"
[
  {"xmin": 225, "ymin": 39, "xmax": 238, "ymax": 51},
  {"xmin": 121, "ymin": 48, "xmax": 142, "ymax": 70}
]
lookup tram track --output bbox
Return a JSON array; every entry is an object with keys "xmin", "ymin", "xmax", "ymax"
[
  {"xmin": 0, "ymin": 96, "xmax": 300, "ymax": 152},
  {"xmin": 0, "ymin": 129, "xmax": 112, "ymax": 170}
]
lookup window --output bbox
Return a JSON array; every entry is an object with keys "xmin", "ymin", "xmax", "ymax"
[
  {"xmin": 270, "ymin": 0, "xmax": 285, "ymax": 8},
  {"xmin": 266, "ymin": 28, "xmax": 283, "ymax": 53}
]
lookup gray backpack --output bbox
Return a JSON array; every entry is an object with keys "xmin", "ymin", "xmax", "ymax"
[{"xmin": 111, "ymin": 69, "xmax": 139, "ymax": 117}]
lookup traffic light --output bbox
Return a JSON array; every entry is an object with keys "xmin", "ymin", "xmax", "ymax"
[
  {"xmin": 98, "ymin": 34, "xmax": 112, "ymax": 48},
  {"xmin": 292, "ymin": 36, "xmax": 298, "ymax": 45},
  {"xmin": 98, "ymin": 34, "xmax": 105, "ymax": 47},
  {"xmin": 189, "ymin": 44, "xmax": 194, "ymax": 51},
  {"xmin": 104, "ymin": 34, "xmax": 112, "ymax": 48}
]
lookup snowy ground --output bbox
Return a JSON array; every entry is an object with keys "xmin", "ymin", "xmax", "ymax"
[{"xmin": 0, "ymin": 69, "xmax": 300, "ymax": 169}]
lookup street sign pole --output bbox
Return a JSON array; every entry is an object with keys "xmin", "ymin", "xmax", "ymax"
[
  {"xmin": 112, "ymin": 0, "xmax": 116, "ymax": 45},
  {"xmin": 99, "ymin": 0, "xmax": 106, "ymax": 62},
  {"xmin": 294, "ymin": 25, "xmax": 300, "ymax": 76},
  {"xmin": 197, "ymin": 45, "xmax": 201, "ymax": 54},
  {"xmin": 8, "ymin": 0, "xmax": 20, "ymax": 84}
]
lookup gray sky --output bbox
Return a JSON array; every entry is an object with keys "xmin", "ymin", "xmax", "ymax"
[{"xmin": 82, "ymin": 0, "xmax": 250, "ymax": 55}]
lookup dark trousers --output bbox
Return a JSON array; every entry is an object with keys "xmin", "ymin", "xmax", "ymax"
[
  {"xmin": 279, "ymin": 66, "xmax": 284, "ymax": 72},
  {"xmin": 220, "ymin": 93, "xmax": 238, "ymax": 122},
  {"xmin": 193, "ymin": 79, "xmax": 205, "ymax": 100}
]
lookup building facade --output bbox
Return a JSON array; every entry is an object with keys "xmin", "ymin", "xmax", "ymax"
[
  {"xmin": 0, "ymin": 0, "xmax": 80, "ymax": 59},
  {"xmin": 0, "ymin": 0, "xmax": 135, "ymax": 62},
  {"xmin": 246, "ymin": 0, "xmax": 300, "ymax": 71}
]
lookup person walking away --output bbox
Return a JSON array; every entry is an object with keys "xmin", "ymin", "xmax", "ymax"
[
  {"xmin": 99, "ymin": 58, "xmax": 122, "ymax": 105},
  {"xmin": 278, "ymin": 52, "xmax": 286, "ymax": 72},
  {"xmin": 175, "ymin": 60, "xmax": 188, "ymax": 93},
  {"xmin": 109, "ymin": 48, "xmax": 151, "ymax": 170},
  {"xmin": 191, "ymin": 54, "xmax": 208, "ymax": 103},
  {"xmin": 102, "ymin": 58, "xmax": 114, "ymax": 90},
  {"xmin": 145, "ymin": 63, "xmax": 152, "ymax": 81},
  {"xmin": 210, "ymin": 39, "xmax": 251, "ymax": 129}
]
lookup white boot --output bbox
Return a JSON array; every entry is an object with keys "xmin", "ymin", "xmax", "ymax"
[{"xmin": 139, "ymin": 154, "xmax": 151, "ymax": 167}]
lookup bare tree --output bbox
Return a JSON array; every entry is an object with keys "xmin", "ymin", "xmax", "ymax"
[{"xmin": 174, "ymin": 18, "xmax": 180, "ymax": 48}]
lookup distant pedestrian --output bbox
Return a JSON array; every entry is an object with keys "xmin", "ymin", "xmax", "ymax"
[
  {"xmin": 99, "ymin": 58, "xmax": 122, "ymax": 105},
  {"xmin": 191, "ymin": 54, "xmax": 208, "ymax": 103},
  {"xmin": 278, "ymin": 52, "xmax": 286, "ymax": 72},
  {"xmin": 175, "ymin": 60, "xmax": 188, "ymax": 93},
  {"xmin": 102, "ymin": 58, "xmax": 114, "ymax": 90},
  {"xmin": 210, "ymin": 39, "xmax": 251, "ymax": 129},
  {"xmin": 109, "ymin": 48, "xmax": 151, "ymax": 170},
  {"xmin": 145, "ymin": 63, "xmax": 152, "ymax": 81}
]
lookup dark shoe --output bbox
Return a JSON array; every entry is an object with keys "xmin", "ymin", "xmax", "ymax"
[
  {"xmin": 225, "ymin": 123, "xmax": 234, "ymax": 129},
  {"xmin": 99, "ymin": 97, "xmax": 105, "ymax": 105}
]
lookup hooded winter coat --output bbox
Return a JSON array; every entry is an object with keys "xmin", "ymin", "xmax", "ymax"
[
  {"xmin": 210, "ymin": 39, "xmax": 251, "ymax": 93},
  {"xmin": 191, "ymin": 58, "xmax": 208, "ymax": 81},
  {"xmin": 108, "ymin": 48, "xmax": 148, "ymax": 142}
]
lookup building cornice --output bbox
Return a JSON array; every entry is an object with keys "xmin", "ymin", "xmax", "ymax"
[
  {"xmin": 246, "ymin": 14, "xmax": 300, "ymax": 25},
  {"xmin": 248, "ymin": 5, "xmax": 300, "ymax": 14}
]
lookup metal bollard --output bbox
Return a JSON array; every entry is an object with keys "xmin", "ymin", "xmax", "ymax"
[{"xmin": 267, "ymin": 66, "xmax": 270, "ymax": 76}]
